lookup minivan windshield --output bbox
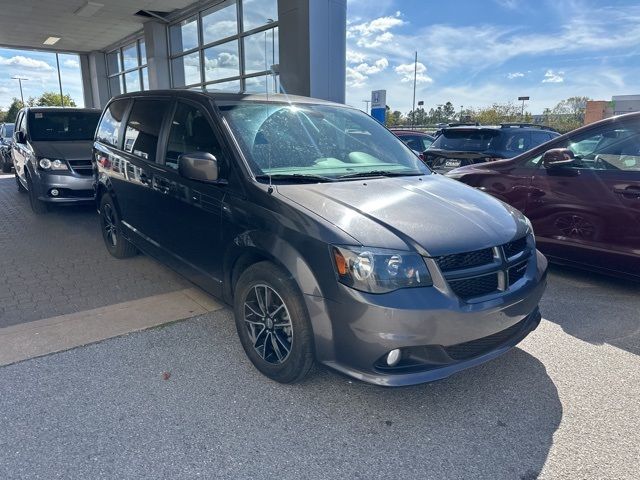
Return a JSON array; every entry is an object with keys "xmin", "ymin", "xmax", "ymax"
[
  {"xmin": 28, "ymin": 111, "xmax": 101, "ymax": 141},
  {"xmin": 220, "ymin": 102, "xmax": 430, "ymax": 180}
]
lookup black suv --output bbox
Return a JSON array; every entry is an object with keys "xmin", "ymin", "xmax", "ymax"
[
  {"xmin": 93, "ymin": 90, "xmax": 546, "ymax": 386},
  {"xmin": 425, "ymin": 123, "xmax": 560, "ymax": 172}
]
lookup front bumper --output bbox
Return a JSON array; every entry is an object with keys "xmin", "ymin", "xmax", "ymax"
[
  {"xmin": 33, "ymin": 171, "xmax": 94, "ymax": 203},
  {"xmin": 305, "ymin": 250, "xmax": 548, "ymax": 387}
]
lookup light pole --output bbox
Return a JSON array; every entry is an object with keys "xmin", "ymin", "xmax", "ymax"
[
  {"xmin": 460, "ymin": 105, "xmax": 464, "ymax": 121},
  {"xmin": 363, "ymin": 99, "xmax": 370, "ymax": 113},
  {"xmin": 12, "ymin": 76, "xmax": 29, "ymax": 104},
  {"xmin": 411, "ymin": 51, "xmax": 417, "ymax": 129},
  {"xmin": 518, "ymin": 96, "xmax": 530, "ymax": 120}
]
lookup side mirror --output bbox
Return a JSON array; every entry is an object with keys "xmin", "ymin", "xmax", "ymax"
[
  {"xmin": 542, "ymin": 148, "xmax": 575, "ymax": 168},
  {"xmin": 178, "ymin": 152, "xmax": 219, "ymax": 182},
  {"xmin": 15, "ymin": 131, "xmax": 26, "ymax": 144}
]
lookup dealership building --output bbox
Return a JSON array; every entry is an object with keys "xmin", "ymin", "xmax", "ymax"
[{"xmin": 0, "ymin": 0, "xmax": 347, "ymax": 106}]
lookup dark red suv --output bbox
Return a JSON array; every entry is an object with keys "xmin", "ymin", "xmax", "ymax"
[{"xmin": 447, "ymin": 112, "xmax": 640, "ymax": 280}]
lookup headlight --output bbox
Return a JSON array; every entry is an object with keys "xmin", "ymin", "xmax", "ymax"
[
  {"xmin": 332, "ymin": 245, "xmax": 432, "ymax": 293},
  {"xmin": 38, "ymin": 158, "xmax": 68, "ymax": 171}
]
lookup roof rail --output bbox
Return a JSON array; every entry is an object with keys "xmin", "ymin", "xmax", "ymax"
[
  {"xmin": 500, "ymin": 123, "xmax": 558, "ymax": 132},
  {"xmin": 447, "ymin": 122, "xmax": 480, "ymax": 127}
]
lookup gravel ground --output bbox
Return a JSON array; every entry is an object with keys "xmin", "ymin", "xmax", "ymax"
[{"xmin": 1, "ymin": 266, "xmax": 639, "ymax": 479}]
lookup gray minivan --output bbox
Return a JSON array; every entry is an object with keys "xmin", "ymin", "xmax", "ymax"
[
  {"xmin": 94, "ymin": 90, "xmax": 547, "ymax": 386},
  {"xmin": 12, "ymin": 107, "xmax": 101, "ymax": 213}
]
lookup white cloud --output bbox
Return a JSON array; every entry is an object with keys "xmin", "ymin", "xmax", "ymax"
[
  {"xmin": 507, "ymin": 72, "xmax": 525, "ymax": 79},
  {"xmin": 542, "ymin": 69, "xmax": 564, "ymax": 83},
  {"xmin": 346, "ymin": 50, "xmax": 366, "ymax": 64},
  {"xmin": 346, "ymin": 58, "xmax": 389, "ymax": 87},
  {"xmin": 394, "ymin": 62, "xmax": 433, "ymax": 84},
  {"xmin": 63, "ymin": 59, "xmax": 79, "ymax": 68},
  {"xmin": 0, "ymin": 55, "xmax": 53, "ymax": 71},
  {"xmin": 346, "ymin": 67, "xmax": 368, "ymax": 88},
  {"xmin": 348, "ymin": 14, "xmax": 404, "ymax": 37},
  {"xmin": 494, "ymin": 0, "xmax": 520, "ymax": 9}
]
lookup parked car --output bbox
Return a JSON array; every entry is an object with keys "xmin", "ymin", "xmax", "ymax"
[
  {"xmin": 390, "ymin": 129, "xmax": 435, "ymax": 159},
  {"xmin": 425, "ymin": 124, "xmax": 560, "ymax": 173},
  {"xmin": 0, "ymin": 122, "xmax": 14, "ymax": 173},
  {"xmin": 94, "ymin": 90, "xmax": 547, "ymax": 386},
  {"xmin": 447, "ymin": 112, "xmax": 640, "ymax": 280},
  {"xmin": 12, "ymin": 107, "xmax": 101, "ymax": 213}
]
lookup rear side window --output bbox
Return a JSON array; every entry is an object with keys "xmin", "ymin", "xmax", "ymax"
[
  {"xmin": 531, "ymin": 131, "xmax": 552, "ymax": 146},
  {"xmin": 431, "ymin": 129, "xmax": 499, "ymax": 152},
  {"xmin": 123, "ymin": 99, "xmax": 169, "ymax": 162},
  {"xmin": 503, "ymin": 132, "xmax": 531, "ymax": 153},
  {"xmin": 97, "ymin": 100, "xmax": 128, "ymax": 147}
]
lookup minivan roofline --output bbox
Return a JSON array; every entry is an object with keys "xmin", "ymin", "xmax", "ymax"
[{"xmin": 108, "ymin": 89, "xmax": 345, "ymax": 108}]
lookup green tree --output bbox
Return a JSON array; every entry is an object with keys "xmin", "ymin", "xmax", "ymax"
[
  {"xmin": 5, "ymin": 98, "xmax": 24, "ymax": 123},
  {"xmin": 546, "ymin": 96, "xmax": 590, "ymax": 133},
  {"xmin": 442, "ymin": 102, "xmax": 456, "ymax": 122},
  {"xmin": 35, "ymin": 91, "xmax": 77, "ymax": 107}
]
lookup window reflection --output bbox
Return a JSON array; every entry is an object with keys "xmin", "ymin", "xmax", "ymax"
[
  {"xmin": 170, "ymin": 16, "xmax": 198, "ymax": 54},
  {"xmin": 204, "ymin": 40, "xmax": 240, "ymax": 82},
  {"xmin": 242, "ymin": 0, "xmax": 278, "ymax": 31},
  {"xmin": 202, "ymin": 0, "xmax": 238, "ymax": 44}
]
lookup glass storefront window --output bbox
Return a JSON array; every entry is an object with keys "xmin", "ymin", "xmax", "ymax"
[
  {"xmin": 205, "ymin": 79, "xmax": 241, "ymax": 93},
  {"xmin": 172, "ymin": 52, "xmax": 202, "ymax": 87},
  {"xmin": 202, "ymin": 0, "xmax": 238, "ymax": 45},
  {"xmin": 242, "ymin": 0, "xmax": 277, "ymax": 32},
  {"xmin": 107, "ymin": 50, "xmax": 122, "ymax": 75},
  {"xmin": 204, "ymin": 40, "xmax": 240, "ymax": 82},
  {"xmin": 125, "ymin": 70, "xmax": 141, "ymax": 92},
  {"xmin": 243, "ymin": 27, "xmax": 278, "ymax": 74},
  {"xmin": 122, "ymin": 42, "xmax": 138, "ymax": 70},
  {"xmin": 109, "ymin": 75, "xmax": 124, "ymax": 96},
  {"xmin": 170, "ymin": 15, "xmax": 199, "ymax": 54},
  {"xmin": 141, "ymin": 67, "xmax": 149, "ymax": 90},
  {"xmin": 168, "ymin": 1, "xmax": 279, "ymax": 92},
  {"xmin": 139, "ymin": 41, "xmax": 147, "ymax": 65},
  {"xmin": 244, "ymin": 74, "xmax": 278, "ymax": 94}
]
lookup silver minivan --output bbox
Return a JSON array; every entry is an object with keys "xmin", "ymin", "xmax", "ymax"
[{"xmin": 12, "ymin": 107, "xmax": 101, "ymax": 213}]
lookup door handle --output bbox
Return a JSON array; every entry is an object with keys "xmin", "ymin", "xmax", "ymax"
[{"xmin": 613, "ymin": 186, "xmax": 640, "ymax": 198}]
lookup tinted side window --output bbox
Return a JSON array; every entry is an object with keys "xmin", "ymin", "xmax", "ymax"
[
  {"xmin": 97, "ymin": 100, "xmax": 128, "ymax": 147},
  {"xmin": 503, "ymin": 132, "xmax": 531, "ymax": 153},
  {"xmin": 124, "ymin": 99, "xmax": 169, "ymax": 162},
  {"xmin": 531, "ymin": 131, "xmax": 552, "ymax": 146},
  {"xmin": 165, "ymin": 102, "xmax": 221, "ymax": 170}
]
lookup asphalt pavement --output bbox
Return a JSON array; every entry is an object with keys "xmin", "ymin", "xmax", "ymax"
[{"xmin": 1, "ymin": 265, "xmax": 639, "ymax": 479}]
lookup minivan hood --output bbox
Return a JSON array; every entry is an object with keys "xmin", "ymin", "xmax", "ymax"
[
  {"xmin": 30, "ymin": 140, "xmax": 93, "ymax": 160},
  {"xmin": 276, "ymin": 174, "xmax": 528, "ymax": 257}
]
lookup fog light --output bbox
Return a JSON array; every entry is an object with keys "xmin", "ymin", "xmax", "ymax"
[
  {"xmin": 50, "ymin": 189, "xmax": 59, "ymax": 197},
  {"xmin": 386, "ymin": 349, "xmax": 401, "ymax": 366}
]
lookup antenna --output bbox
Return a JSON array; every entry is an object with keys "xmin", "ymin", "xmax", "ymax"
[{"xmin": 265, "ymin": 28, "xmax": 273, "ymax": 194}]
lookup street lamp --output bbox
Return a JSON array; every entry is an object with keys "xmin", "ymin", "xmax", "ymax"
[
  {"xmin": 518, "ymin": 96, "xmax": 530, "ymax": 120},
  {"xmin": 363, "ymin": 99, "xmax": 370, "ymax": 112},
  {"xmin": 12, "ymin": 76, "xmax": 29, "ymax": 104}
]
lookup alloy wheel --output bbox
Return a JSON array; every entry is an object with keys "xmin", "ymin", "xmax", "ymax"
[
  {"xmin": 102, "ymin": 203, "xmax": 118, "ymax": 247},
  {"xmin": 243, "ymin": 284, "xmax": 293, "ymax": 364}
]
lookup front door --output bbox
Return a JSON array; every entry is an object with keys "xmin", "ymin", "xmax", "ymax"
[
  {"xmin": 150, "ymin": 100, "xmax": 228, "ymax": 295},
  {"xmin": 527, "ymin": 118, "xmax": 640, "ymax": 274}
]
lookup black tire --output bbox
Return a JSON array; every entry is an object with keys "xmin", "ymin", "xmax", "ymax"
[
  {"xmin": 26, "ymin": 172, "xmax": 49, "ymax": 214},
  {"xmin": 15, "ymin": 172, "xmax": 26, "ymax": 193},
  {"xmin": 234, "ymin": 261, "xmax": 315, "ymax": 384},
  {"xmin": 99, "ymin": 193, "xmax": 137, "ymax": 258}
]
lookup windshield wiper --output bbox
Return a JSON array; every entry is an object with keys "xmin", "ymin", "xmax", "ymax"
[
  {"xmin": 337, "ymin": 170, "xmax": 424, "ymax": 179},
  {"xmin": 254, "ymin": 173, "xmax": 334, "ymax": 183}
]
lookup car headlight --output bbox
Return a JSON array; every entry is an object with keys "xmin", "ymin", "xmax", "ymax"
[
  {"xmin": 332, "ymin": 245, "xmax": 432, "ymax": 293},
  {"xmin": 38, "ymin": 158, "xmax": 68, "ymax": 171}
]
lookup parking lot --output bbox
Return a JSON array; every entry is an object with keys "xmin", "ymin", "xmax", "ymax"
[{"xmin": 0, "ymin": 174, "xmax": 639, "ymax": 479}]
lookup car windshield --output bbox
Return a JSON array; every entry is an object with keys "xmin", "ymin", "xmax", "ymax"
[
  {"xmin": 3, "ymin": 124, "xmax": 14, "ymax": 137},
  {"xmin": 431, "ymin": 129, "xmax": 499, "ymax": 152},
  {"xmin": 220, "ymin": 102, "xmax": 430, "ymax": 180},
  {"xmin": 28, "ymin": 111, "xmax": 101, "ymax": 141}
]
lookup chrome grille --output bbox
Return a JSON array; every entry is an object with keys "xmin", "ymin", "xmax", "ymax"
[{"xmin": 67, "ymin": 159, "xmax": 93, "ymax": 176}]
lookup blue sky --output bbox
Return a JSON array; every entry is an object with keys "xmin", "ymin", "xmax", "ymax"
[
  {"xmin": 1, "ymin": 0, "xmax": 639, "ymax": 114},
  {"xmin": 346, "ymin": 0, "xmax": 640, "ymax": 113},
  {"xmin": 0, "ymin": 49, "xmax": 83, "ymax": 109}
]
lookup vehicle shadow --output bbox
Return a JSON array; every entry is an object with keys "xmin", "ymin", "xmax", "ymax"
[
  {"xmin": 542, "ymin": 264, "xmax": 640, "ymax": 356},
  {"xmin": 299, "ymin": 348, "xmax": 561, "ymax": 479}
]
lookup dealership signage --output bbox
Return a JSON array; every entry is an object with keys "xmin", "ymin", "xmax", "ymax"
[{"xmin": 371, "ymin": 89, "xmax": 386, "ymax": 123}]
